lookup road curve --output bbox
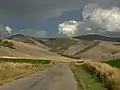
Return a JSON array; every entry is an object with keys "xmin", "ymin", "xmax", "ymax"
[{"xmin": 0, "ymin": 63, "xmax": 77, "ymax": 90}]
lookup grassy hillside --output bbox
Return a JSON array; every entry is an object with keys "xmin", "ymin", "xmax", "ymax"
[
  {"xmin": 8, "ymin": 34, "xmax": 120, "ymax": 61},
  {"xmin": 0, "ymin": 38, "xmax": 74, "ymax": 62},
  {"xmin": 38, "ymin": 37, "xmax": 120, "ymax": 61}
]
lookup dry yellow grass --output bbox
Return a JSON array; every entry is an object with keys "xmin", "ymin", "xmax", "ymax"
[
  {"xmin": 81, "ymin": 61, "xmax": 120, "ymax": 90},
  {"xmin": 0, "ymin": 62, "xmax": 53, "ymax": 85}
]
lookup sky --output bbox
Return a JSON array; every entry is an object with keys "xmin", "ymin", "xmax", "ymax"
[{"xmin": 0, "ymin": 0, "xmax": 120, "ymax": 37}]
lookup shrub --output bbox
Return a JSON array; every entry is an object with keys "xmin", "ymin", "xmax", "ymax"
[{"xmin": 0, "ymin": 39, "xmax": 15, "ymax": 49}]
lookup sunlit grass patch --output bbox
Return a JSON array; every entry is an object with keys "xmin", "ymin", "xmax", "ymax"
[
  {"xmin": 0, "ymin": 58, "xmax": 51, "ymax": 64},
  {"xmin": 70, "ymin": 63, "xmax": 107, "ymax": 90},
  {"xmin": 104, "ymin": 59, "xmax": 120, "ymax": 68}
]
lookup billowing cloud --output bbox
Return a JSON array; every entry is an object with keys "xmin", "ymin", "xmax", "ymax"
[
  {"xmin": 83, "ymin": 3, "xmax": 120, "ymax": 32},
  {"xmin": 58, "ymin": 21, "xmax": 91, "ymax": 37},
  {"xmin": 58, "ymin": 3, "xmax": 120, "ymax": 37},
  {"xmin": 58, "ymin": 21, "xmax": 78, "ymax": 37}
]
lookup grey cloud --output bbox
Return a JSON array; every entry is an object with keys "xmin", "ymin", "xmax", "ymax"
[
  {"xmin": 99, "ymin": 31, "xmax": 120, "ymax": 37},
  {"xmin": 33, "ymin": 30, "xmax": 47, "ymax": 37},
  {"xmin": 16, "ymin": 29, "xmax": 47, "ymax": 37}
]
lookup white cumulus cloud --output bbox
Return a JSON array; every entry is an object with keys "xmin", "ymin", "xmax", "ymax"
[
  {"xmin": 58, "ymin": 21, "xmax": 79, "ymax": 37},
  {"xmin": 83, "ymin": 3, "xmax": 120, "ymax": 32},
  {"xmin": 5, "ymin": 26, "xmax": 12, "ymax": 34},
  {"xmin": 57, "ymin": 3, "xmax": 120, "ymax": 37},
  {"xmin": 58, "ymin": 21, "xmax": 92, "ymax": 37},
  {"xmin": 0, "ymin": 25, "xmax": 12, "ymax": 38}
]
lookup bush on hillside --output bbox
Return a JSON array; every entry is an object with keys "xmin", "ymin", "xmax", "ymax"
[{"xmin": 0, "ymin": 38, "xmax": 15, "ymax": 49}]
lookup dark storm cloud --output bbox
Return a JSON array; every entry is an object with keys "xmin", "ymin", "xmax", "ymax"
[
  {"xmin": 0, "ymin": 0, "xmax": 120, "ymax": 20},
  {"xmin": 0, "ymin": 0, "xmax": 119, "ymax": 20},
  {"xmin": 0, "ymin": 0, "xmax": 90, "ymax": 20}
]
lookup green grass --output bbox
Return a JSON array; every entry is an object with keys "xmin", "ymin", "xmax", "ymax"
[
  {"xmin": 103, "ymin": 59, "xmax": 120, "ymax": 68},
  {"xmin": 70, "ymin": 64, "xmax": 107, "ymax": 90},
  {"xmin": 0, "ymin": 58, "xmax": 51, "ymax": 64}
]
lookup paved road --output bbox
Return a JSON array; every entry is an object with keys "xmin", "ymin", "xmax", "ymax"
[{"xmin": 0, "ymin": 63, "xmax": 77, "ymax": 90}]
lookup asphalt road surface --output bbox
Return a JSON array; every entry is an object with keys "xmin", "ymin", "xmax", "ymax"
[{"xmin": 0, "ymin": 63, "xmax": 77, "ymax": 90}]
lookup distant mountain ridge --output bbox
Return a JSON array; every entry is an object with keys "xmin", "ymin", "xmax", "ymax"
[
  {"xmin": 74, "ymin": 35, "xmax": 120, "ymax": 42},
  {"xmin": 10, "ymin": 34, "xmax": 25, "ymax": 38},
  {"xmin": 10, "ymin": 34, "xmax": 120, "ymax": 42}
]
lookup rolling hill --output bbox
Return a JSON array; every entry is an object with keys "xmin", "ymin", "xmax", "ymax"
[
  {"xmin": 0, "ymin": 37, "xmax": 74, "ymax": 62},
  {"xmin": 7, "ymin": 34, "xmax": 120, "ymax": 61}
]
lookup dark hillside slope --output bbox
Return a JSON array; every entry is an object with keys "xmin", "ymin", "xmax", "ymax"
[
  {"xmin": 9, "ymin": 34, "xmax": 35, "ymax": 44},
  {"xmin": 74, "ymin": 35, "xmax": 120, "ymax": 42}
]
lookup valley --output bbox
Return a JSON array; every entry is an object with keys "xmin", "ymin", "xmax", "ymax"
[{"xmin": 0, "ymin": 34, "xmax": 120, "ymax": 90}]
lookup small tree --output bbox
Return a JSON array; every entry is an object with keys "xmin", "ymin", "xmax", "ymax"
[
  {"xmin": 2, "ymin": 40, "xmax": 9, "ymax": 46},
  {"xmin": 7, "ymin": 41, "xmax": 15, "ymax": 49},
  {"xmin": 2, "ymin": 40, "xmax": 15, "ymax": 49}
]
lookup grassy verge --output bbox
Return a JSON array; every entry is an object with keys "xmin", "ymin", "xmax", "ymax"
[
  {"xmin": 0, "ymin": 58, "xmax": 55, "ymax": 85},
  {"xmin": 70, "ymin": 64, "xmax": 107, "ymax": 90},
  {"xmin": 82, "ymin": 61, "xmax": 120, "ymax": 90}
]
